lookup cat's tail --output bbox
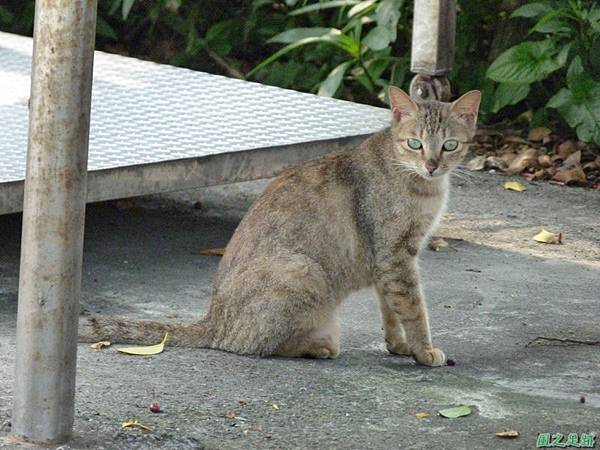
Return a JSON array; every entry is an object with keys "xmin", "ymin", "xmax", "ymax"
[{"xmin": 78, "ymin": 314, "xmax": 215, "ymax": 348}]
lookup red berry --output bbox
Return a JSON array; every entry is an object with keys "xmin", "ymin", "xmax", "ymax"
[
  {"xmin": 580, "ymin": 395, "xmax": 586, "ymax": 404},
  {"xmin": 447, "ymin": 358, "xmax": 456, "ymax": 366},
  {"xmin": 150, "ymin": 401, "xmax": 161, "ymax": 413}
]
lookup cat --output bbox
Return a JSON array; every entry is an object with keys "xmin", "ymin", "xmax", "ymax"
[{"xmin": 79, "ymin": 87, "xmax": 480, "ymax": 367}]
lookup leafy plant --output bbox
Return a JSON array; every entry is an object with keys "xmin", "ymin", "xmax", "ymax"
[
  {"xmin": 486, "ymin": 0, "xmax": 600, "ymax": 143},
  {"xmin": 247, "ymin": 0, "xmax": 410, "ymax": 103}
]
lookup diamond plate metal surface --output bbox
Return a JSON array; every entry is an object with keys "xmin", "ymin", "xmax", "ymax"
[{"xmin": 0, "ymin": 32, "xmax": 390, "ymax": 184}]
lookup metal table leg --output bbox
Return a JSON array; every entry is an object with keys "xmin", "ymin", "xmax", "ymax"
[
  {"xmin": 410, "ymin": 0, "xmax": 456, "ymax": 101},
  {"xmin": 11, "ymin": 0, "xmax": 97, "ymax": 444}
]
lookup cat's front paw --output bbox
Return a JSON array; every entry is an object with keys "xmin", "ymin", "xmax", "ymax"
[{"xmin": 414, "ymin": 347, "xmax": 446, "ymax": 367}]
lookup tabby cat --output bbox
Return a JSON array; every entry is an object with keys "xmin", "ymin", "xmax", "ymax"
[{"xmin": 80, "ymin": 87, "xmax": 480, "ymax": 367}]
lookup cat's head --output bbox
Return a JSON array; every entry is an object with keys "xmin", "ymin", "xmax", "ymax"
[{"xmin": 388, "ymin": 86, "xmax": 480, "ymax": 180}]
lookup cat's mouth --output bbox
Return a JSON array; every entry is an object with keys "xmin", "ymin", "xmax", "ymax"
[{"xmin": 420, "ymin": 168, "xmax": 447, "ymax": 179}]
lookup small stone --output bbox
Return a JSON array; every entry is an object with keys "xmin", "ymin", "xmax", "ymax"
[
  {"xmin": 447, "ymin": 358, "xmax": 456, "ymax": 366},
  {"xmin": 580, "ymin": 395, "xmax": 586, "ymax": 404}
]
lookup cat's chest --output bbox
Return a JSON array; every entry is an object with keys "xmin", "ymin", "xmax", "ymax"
[{"xmin": 381, "ymin": 190, "xmax": 447, "ymax": 240}]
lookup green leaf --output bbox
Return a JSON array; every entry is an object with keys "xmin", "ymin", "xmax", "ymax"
[
  {"xmin": 547, "ymin": 57, "xmax": 600, "ymax": 144},
  {"xmin": 486, "ymin": 40, "xmax": 560, "ymax": 83},
  {"xmin": 530, "ymin": 10, "xmax": 572, "ymax": 34},
  {"xmin": 376, "ymin": 0, "xmax": 403, "ymax": 42},
  {"xmin": 122, "ymin": 0, "xmax": 135, "ymax": 20},
  {"xmin": 363, "ymin": 26, "xmax": 392, "ymax": 50},
  {"xmin": 547, "ymin": 88, "xmax": 583, "ymax": 127},
  {"xmin": 491, "ymin": 83, "xmax": 531, "ymax": 113},
  {"xmin": 348, "ymin": 0, "xmax": 377, "ymax": 18},
  {"xmin": 269, "ymin": 28, "xmax": 338, "ymax": 44},
  {"xmin": 109, "ymin": 0, "xmax": 121, "ymax": 15},
  {"xmin": 205, "ymin": 20, "xmax": 239, "ymax": 56},
  {"xmin": 248, "ymin": 33, "xmax": 359, "ymax": 77},
  {"xmin": 318, "ymin": 61, "xmax": 351, "ymax": 97},
  {"xmin": 0, "ymin": 6, "xmax": 14, "ymax": 24},
  {"xmin": 439, "ymin": 405, "xmax": 472, "ymax": 419},
  {"xmin": 96, "ymin": 16, "xmax": 118, "ymax": 40},
  {"xmin": 252, "ymin": 0, "xmax": 274, "ymax": 11},
  {"xmin": 290, "ymin": 0, "xmax": 359, "ymax": 16},
  {"xmin": 511, "ymin": 2, "xmax": 552, "ymax": 18},
  {"xmin": 566, "ymin": 55, "xmax": 597, "ymax": 101},
  {"xmin": 555, "ymin": 42, "xmax": 571, "ymax": 68}
]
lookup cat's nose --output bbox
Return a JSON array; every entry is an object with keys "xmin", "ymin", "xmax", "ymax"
[{"xmin": 425, "ymin": 160, "xmax": 439, "ymax": 174}]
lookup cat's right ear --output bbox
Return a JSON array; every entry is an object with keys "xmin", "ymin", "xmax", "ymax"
[{"xmin": 388, "ymin": 86, "xmax": 417, "ymax": 124}]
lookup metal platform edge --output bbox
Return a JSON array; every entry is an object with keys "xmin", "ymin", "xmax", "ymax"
[{"xmin": 0, "ymin": 134, "xmax": 373, "ymax": 215}]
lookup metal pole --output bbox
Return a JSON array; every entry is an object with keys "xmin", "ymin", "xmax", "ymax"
[
  {"xmin": 409, "ymin": 0, "xmax": 456, "ymax": 101},
  {"xmin": 12, "ymin": 0, "xmax": 97, "ymax": 444}
]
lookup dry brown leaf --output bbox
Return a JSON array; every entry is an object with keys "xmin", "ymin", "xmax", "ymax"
[
  {"xmin": 505, "ymin": 148, "xmax": 539, "ymax": 175},
  {"xmin": 466, "ymin": 155, "xmax": 486, "ymax": 171},
  {"xmin": 500, "ymin": 152, "xmax": 517, "ymax": 165},
  {"xmin": 522, "ymin": 172, "xmax": 536, "ymax": 181},
  {"xmin": 476, "ymin": 128, "xmax": 503, "ymax": 138},
  {"xmin": 503, "ymin": 181, "xmax": 526, "ymax": 192},
  {"xmin": 485, "ymin": 156, "xmax": 508, "ymax": 171},
  {"xmin": 528, "ymin": 127, "xmax": 551, "ymax": 142},
  {"xmin": 199, "ymin": 247, "xmax": 226, "ymax": 256},
  {"xmin": 552, "ymin": 166, "xmax": 587, "ymax": 185},
  {"xmin": 533, "ymin": 228, "xmax": 562, "ymax": 244},
  {"xmin": 415, "ymin": 412, "xmax": 429, "ymax": 419},
  {"xmin": 538, "ymin": 154, "xmax": 553, "ymax": 168},
  {"xmin": 504, "ymin": 135, "xmax": 529, "ymax": 144},
  {"xmin": 556, "ymin": 140, "xmax": 577, "ymax": 159},
  {"xmin": 90, "ymin": 341, "xmax": 111, "ymax": 350},
  {"xmin": 496, "ymin": 430, "xmax": 519, "ymax": 438},
  {"xmin": 224, "ymin": 410, "xmax": 236, "ymax": 419},
  {"xmin": 583, "ymin": 156, "xmax": 600, "ymax": 170},
  {"xmin": 561, "ymin": 150, "xmax": 581, "ymax": 169},
  {"xmin": 429, "ymin": 237, "xmax": 448, "ymax": 251},
  {"xmin": 532, "ymin": 169, "xmax": 549, "ymax": 180}
]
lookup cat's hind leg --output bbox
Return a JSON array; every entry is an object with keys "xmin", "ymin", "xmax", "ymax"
[
  {"xmin": 274, "ymin": 314, "xmax": 340, "ymax": 359},
  {"xmin": 210, "ymin": 253, "xmax": 338, "ymax": 358}
]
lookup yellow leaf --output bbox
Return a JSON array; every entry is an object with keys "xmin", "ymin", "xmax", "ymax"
[
  {"xmin": 503, "ymin": 181, "xmax": 526, "ymax": 192},
  {"xmin": 271, "ymin": 403, "xmax": 279, "ymax": 410},
  {"xmin": 199, "ymin": 247, "xmax": 226, "ymax": 256},
  {"xmin": 90, "ymin": 340, "xmax": 111, "ymax": 350},
  {"xmin": 122, "ymin": 419, "xmax": 151, "ymax": 432},
  {"xmin": 415, "ymin": 412, "xmax": 429, "ymax": 419},
  {"xmin": 117, "ymin": 333, "xmax": 168, "ymax": 356},
  {"xmin": 533, "ymin": 228, "xmax": 562, "ymax": 245},
  {"xmin": 496, "ymin": 430, "xmax": 519, "ymax": 438}
]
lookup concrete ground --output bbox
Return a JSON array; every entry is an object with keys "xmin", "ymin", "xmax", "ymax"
[{"xmin": 0, "ymin": 170, "xmax": 599, "ymax": 450}]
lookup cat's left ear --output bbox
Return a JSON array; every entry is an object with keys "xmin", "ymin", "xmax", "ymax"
[{"xmin": 450, "ymin": 90, "xmax": 481, "ymax": 127}]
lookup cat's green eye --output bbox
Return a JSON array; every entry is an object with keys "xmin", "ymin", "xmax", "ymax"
[
  {"xmin": 407, "ymin": 138, "xmax": 422, "ymax": 150},
  {"xmin": 443, "ymin": 139, "xmax": 459, "ymax": 151}
]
